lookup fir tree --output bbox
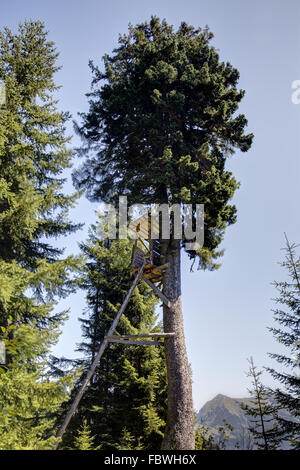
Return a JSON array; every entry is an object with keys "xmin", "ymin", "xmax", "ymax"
[
  {"xmin": 74, "ymin": 17, "xmax": 253, "ymax": 449},
  {"xmin": 0, "ymin": 21, "xmax": 81, "ymax": 449},
  {"xmin": 0, "ymin": 18, "xmax": 81, "ymax": 344},
  {"xmin": 0, "ymin": 264, "xmax": 78, "ymax": 449},
  {"xmin": 267, "ymin": 235, "xmax": 300, "ymax": 449},
  {"xmin": 0, "ymin": 20, "xmax": 80, "ymax": 274},
  {"xmin": 0, "ymin": 319, "xmax": 77, "ymax": 450},
  {"xmin": 115, "ymin": 428, "xmax": 143, "ymax": 451},
  {"xmin": 60, "ymin": 226, "xmax": 167, "ymax": 450},
  {"xmin": 241, "ymin": 357, "xmax": 280, "ymax": 450},
  {"xmin": 73, "ymin": 420, "xmax": 97, "ymax": 450}
]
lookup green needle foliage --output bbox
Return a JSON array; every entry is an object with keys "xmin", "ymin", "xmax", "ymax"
[
  {"xmin": 115, "ymin": 428, "xmax": 144, "ymax": 450},
  {"xmin": 73, "ymin": 420, "xmax": 98, "ymax": 450},
  {"xmin": 61, "ymin": 226, "xmax": 167, "ymax": 450},
  {"xmin": 241, "ymin": 358, "xmax": 280, "ymax": 450},
  {"xmin": 195, "ymin": 425, "xmax": 219, "ymax": 450},
  {"xmin": 267, "ymin": 235, "xmax": 300, "ymax": 449},
  {"xmin": 0, "ymin": 20, "xmax": 80, "ymax": 271},
  {"xmin": 0, "ymin": 320, "xmax": 77, "ymax": 450},
  {"xmin": 0, "ymin": 20, "xmax": 81, "ymax": 449},
  {"xmin": 73, "ymin": 16, "xmax": 253, "ymax": 449},
  {"xmin": 74, "ymin": 16, "xmax": 253, "ymax": 269}
]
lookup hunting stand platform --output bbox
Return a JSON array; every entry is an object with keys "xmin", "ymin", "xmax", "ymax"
[{"xmin": 130, "ymin": 212, "xmax": 169, "ymax": 284}]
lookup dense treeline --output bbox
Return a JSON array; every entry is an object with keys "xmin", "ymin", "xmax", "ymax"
[{"xmin": 0, "ymin": 19, "xmax": 298, "ymax": 450}]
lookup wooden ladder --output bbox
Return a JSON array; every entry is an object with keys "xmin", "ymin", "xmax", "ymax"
[{"xmin": 54, "ymin": 262, "xmax": 173, "ymax": 448}]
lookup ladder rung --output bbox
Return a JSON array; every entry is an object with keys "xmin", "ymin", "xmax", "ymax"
[
  {"xmin": 106, "ymin": 339, "xmax": 161, "ymax": 346},
  {"xmin": 105, "ymin": 333, "xmax": 175, "ymax": 339}
]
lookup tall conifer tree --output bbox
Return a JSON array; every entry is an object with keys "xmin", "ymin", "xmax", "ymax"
[
  {"xmin": 0, "ymin": 21, "xmax": 80, "ymax": 448},
  {"xmin": 74, "ymin": 17, "xmax": 253, "ymax": 448},
  {"xmin": 0, "ymin": 21, "xmax": 79, "ymax": 273}
]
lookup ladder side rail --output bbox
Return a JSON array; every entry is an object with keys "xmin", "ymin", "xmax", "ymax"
[{"xmin": 54, "ymin": 264, "xmax": 145, "ymax": 448}]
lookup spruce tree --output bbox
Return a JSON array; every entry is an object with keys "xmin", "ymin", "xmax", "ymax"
[
  {"xmin": 0, "ymin": 21, "xmax": 81, "ymax": 448},
  {"xmin": 0, "ymin": 20, "xmax": 79, "ymax": 276},
  {"xmin": 0, "ymin": 318, "xmax": 77, "ymax": 449},
  {"xmin": 74, "ymin": 17, "xmax": 253, "ymax": 448},
  {"xmin": 60, "ymin": 227, "xmax": 167, "ymax": 450},
  {"xmin": 0, "ymin": 259, "xmax": 78, "ymax": 449},
  {"xmin": 73, "ymin": 420, "xmax": 97, "ymax": 450},
  {"xmin": 115, "ymin": 428, "xmax": 144, "ymax": 450},
  {"xmin": 241, "ymin": 357, "xmax": 280, "ymax": 450},
  {"xmin": 267, "ymin": 235, "xmax": 300, "ymax": 449}
]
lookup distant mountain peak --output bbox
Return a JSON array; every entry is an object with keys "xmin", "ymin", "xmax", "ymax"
[
  {"xmin": 213, "ymin": 393, "xmax": 229, "ymax": 400},
  {"xmin": 197, "ymin": 394, "xmax": 290, "ymax": 450}
]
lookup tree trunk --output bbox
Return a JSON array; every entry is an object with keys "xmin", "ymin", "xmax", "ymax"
[{"xmin": 161, "ymin": 239, "xmax": 195, "ymax": 450}]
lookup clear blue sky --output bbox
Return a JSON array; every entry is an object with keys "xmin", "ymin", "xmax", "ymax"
[{"xmin": 2, "ymin": 0, "xmax": 300, "ymax": 410}]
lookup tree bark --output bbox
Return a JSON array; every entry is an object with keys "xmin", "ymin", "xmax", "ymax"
[{"xmin": 161, "ymin": 239, "xmax": 195, "ymax": 450}]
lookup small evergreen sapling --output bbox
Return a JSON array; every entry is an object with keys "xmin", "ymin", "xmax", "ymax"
[
  {"xmin": 267, "ymin": 235, "xmax": 300, "ymax": 449},
  {"xmin": 241, "ymin": 357, "xmax": 280, "ymax": 450}
]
